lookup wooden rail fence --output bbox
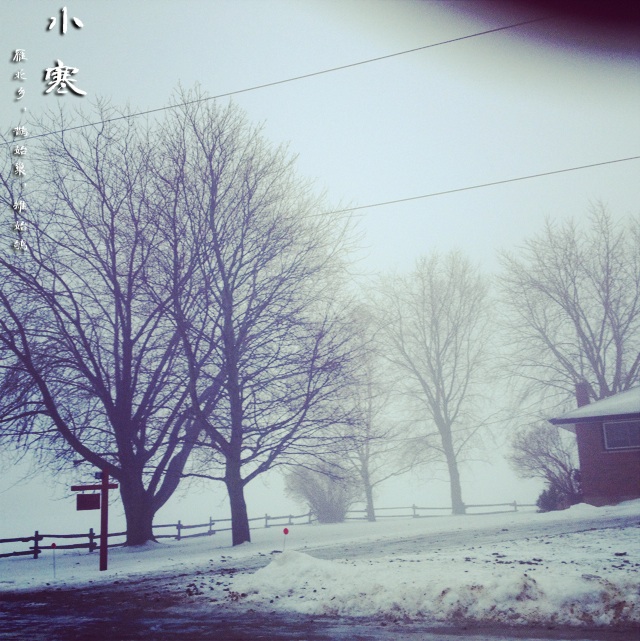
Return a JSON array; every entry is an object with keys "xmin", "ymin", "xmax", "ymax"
[
  {"xmin": 0, "ymin": 510, "xmax": 315, "ymax": 559},
  {"xmin": 0, "ymin": 501, "xmax": 535, "ymax": 560},
  {"xmin": 345, "ymin": 501, "xmax": 536, "ymax": 520}
]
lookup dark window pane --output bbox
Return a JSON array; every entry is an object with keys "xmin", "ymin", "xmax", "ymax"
[{"xmin": 604, "ymin": 420, "xmax": 640, "ymax": 449}]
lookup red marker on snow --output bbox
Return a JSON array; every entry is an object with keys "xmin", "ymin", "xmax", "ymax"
[{"xmin": 283, "ymin": 528, "xmax": 289, "ymax": 535}]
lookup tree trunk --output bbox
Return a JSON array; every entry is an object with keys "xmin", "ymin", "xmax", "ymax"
[
  {"xmin": 364, "ymin": 484, "xmax": 376, "ymax": 522},
  {"xmin": 226, "ymin": 462, "xmax": 251, "ymax": 546},
  {"xmin": 361, "ymin": 467, "xmax": 376, "ymax": 522},
  {"xmin": 441, "ymin": 429, "xmax": 466, "ymax": 515},
  {"xmin": 119, "ymin": 477, "xmax": 156, "ymax": 545},
  {"xmin": 444, "ymin": 451, "xmax": 465, "ymax": 515},
  {"xmin": 448, "ymin": 463, "xmax": 465, "ymax": 515}
]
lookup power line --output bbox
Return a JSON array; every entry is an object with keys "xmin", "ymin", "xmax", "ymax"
[
  {"xmin": 324, "ymin": 156, "xmax": 640, "ymax": 216},
  {"xmin": 1, "ymin": 15, "xmax": 552, "ymax": 146}
]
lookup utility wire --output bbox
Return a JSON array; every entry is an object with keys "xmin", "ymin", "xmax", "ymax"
[
  {"xmin": 2, "ymin": 15, "xmax": 552, "ymax": 146},
  {"xmin": 324, "ymin": 156, "xmax": 640, "ymax": 216}
]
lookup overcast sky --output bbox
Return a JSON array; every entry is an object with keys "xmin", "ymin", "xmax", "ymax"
[{"xmin": 1, "ymin": 1, "xmax": 638, "ymax": 539}]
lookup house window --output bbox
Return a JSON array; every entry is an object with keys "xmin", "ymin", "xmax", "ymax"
[{"xmin": 603, "ymin": 420, "xmax": 640, "ymax": 450}]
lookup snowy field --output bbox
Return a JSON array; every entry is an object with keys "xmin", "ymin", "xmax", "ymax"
[{"xmin": 1, "ymin": 501, "xmax": 639, "ymax": 631}]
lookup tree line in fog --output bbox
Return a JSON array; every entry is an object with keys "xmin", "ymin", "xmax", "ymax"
[{"xmin": 1, "ymin": 90, "xmax": 638, "ymax": 544}]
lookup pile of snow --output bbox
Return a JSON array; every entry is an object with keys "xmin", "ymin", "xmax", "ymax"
[{"xmin": 233, "ymin": 527, "xmax": 639, "ymax": 626}]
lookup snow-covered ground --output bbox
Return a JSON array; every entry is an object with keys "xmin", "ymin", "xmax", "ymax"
[{"xmin": 1, "ymin": 501, "xmax": 639, "ymax": 630}]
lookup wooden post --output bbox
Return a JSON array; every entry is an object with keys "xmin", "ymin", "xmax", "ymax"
[
  {"xmin": 513, "ymin": 501, "xmax": 518, "ymax": 512},
  {"xmin": 208, "ymin": 517, "xmax": 214, "ymax": 535},
  {"xmin": 99, "ymin": 471, "xmax": 109, "ymax": 571},
  {"xmin": 33, "ymin": 531, "xmax": 40, "ymax": 559},
  {"xmin": 71, "ymin": 473, "xmax": 117, "ymax": 572},
  {"xmin": 89, "ymin": 527, "xmax": 96, "ymax": 553},
  {"xmin": 176, "ymin": 520, "xmax": 182, "ymax": 541},
  {"xmin": 412, "ymin": 504, "xmax": 417, "ymax": 518},
  {"xmin": 288, "ymin": 515, "xmax": 293, "ymax": 525},
  {"xmin": 264, "ymin": 513, "xmax": 269, "ymax": 528}
]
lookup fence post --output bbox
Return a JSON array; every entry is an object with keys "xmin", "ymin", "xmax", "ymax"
[
  {"xmin": 176, "ymin": 520, "xmax": 182, "ymax": 541},
  {"xmin": 513, "ymin": 501, "xmax": 518, "ymax": 512},
  {"xmin": 89, "ymin": 527, "xmax": 96, "ymax": 553},
  {"xmin": 412, "ymin": 504, "xmax": 417, "ymax": 518},
  {"xmin": 208, "ymin": 517, "xmax": 215, "ymax": 535},
  {"xmin": 264, "ymin": 513, "xmax": 269, "ymax": 529},
  {"xmin": 33, "ymin": 531, "xmax": 41, "ymax": 559},
  {"xmin": 288, "ymin": 514, "xmax": 293, "ymax": 525}
]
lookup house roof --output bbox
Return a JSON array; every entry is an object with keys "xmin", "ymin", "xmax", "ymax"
[{"xmin": 549, "ymin": 386, "xmax": 640, "ymax": 426}]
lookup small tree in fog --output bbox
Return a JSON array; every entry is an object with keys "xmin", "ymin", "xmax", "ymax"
[
  {"xmin": 285, "ymin": 462, "xmax": 360, "ymax": 523},
  {"xmin": 508, "ymin": 423, "xmax": 581, "ymax": 508},
  {"xmin": 340, "ymin": 306, "xmax": 416, "ymax": 522}
]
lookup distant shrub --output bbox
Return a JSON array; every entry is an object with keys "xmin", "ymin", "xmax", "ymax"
[
  {"xmin": 285, "ymin": 463, "xmax": 360, "ymax": 523},
  {"xmin": 536, "ymin": 478, "xmax": 582, "ymax": 512},
  {"xmin": 536, "ymin": 484, "xmax": 564, "ymax": 512}
]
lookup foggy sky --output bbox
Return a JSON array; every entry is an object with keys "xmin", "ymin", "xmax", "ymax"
[{"xmin": 0, "ymin": 0, "xmax": 637, "ymax": 539}]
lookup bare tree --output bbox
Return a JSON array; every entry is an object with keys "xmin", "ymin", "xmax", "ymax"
[
  {"xmin": 154, "ymin": 90, "xmax": 356, "ymax": 545},
  {"xmin": 0, "ymin": 107, "xmax": 201, "ymax": 545},
  {"xmin": 339, "ymin": 307, "xmax": 416, "ymax": 522},
  {"xmin": 373, "ymin": 252, "xmax": 492, "ymax": 515},
  {"xmin": 499, "ymin": 206, "xmax": 640, "ymax": 407},
  {"xmin": 508, "ymin": 423, "xmax": 581, "ymax": 505}
]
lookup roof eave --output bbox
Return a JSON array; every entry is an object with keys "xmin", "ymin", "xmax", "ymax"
[{"xmin": 549, "ymin": 412, "xmax": 640, "ymax": 426}]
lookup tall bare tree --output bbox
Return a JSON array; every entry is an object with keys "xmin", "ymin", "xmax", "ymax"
[
  {"xmin": 0, "ymin": 108, "xmax": 200, "ymax": 545},
  {"xmin": 373, "ymin": 252, "xmax": 491, "ymax": 515},
  {"xmin": 153, "ymin": 90, "xmax": 356, "ymax": 545},
  {"xmin": 499, "ymin": 206, "xmax": 640, "ymax": 407}
]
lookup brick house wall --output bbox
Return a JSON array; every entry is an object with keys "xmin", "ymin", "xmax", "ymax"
[
  {"xmin": 551, "ymin": 384, "xmax": 640, "ymax": 506},
  {"xmin": 574, "ymin": 420, "xmax": 640, "ymax": 506}
]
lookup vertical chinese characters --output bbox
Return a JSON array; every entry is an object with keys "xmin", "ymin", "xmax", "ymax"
[
  {"xmin": 10, "ymin": 125, "xmax": 28, "ymax": 182},
  {"xmin": 9, "ymin": 49, "xmax": 29, "ymax": 253},
  {"xmin": 6, "ymin": 8, "xmax": 88, "ymax": 254},
  {"xmin": 10, "ymin": 51, "xmax": 29, "ymax": 181},
  {"xmin": 12, "ymin": 49, "xmax": 27, "ymax": 103},
  {"xmin": 11, "ymin": 201, "xmax": 27, "ymax": 252},
  {"xmin": 44, "ymin": 7, "xmax": 86, "ymax": 97}
]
